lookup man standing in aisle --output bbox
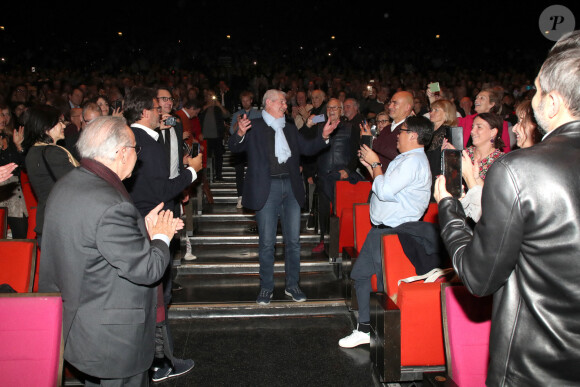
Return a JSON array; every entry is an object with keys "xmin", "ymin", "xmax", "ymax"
[
  {"xmin": 123, "ymin": 87, "xmax": 202, "ymax": 383},
  {"xmin": 229, "ymin": 89, "xmax": 338, "ymax": 305}
]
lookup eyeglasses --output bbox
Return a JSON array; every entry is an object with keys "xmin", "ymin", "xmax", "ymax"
[
  {"xmin": 377, "ymin": 120, "xmax": 389, "ymax": 124},
  {"xmin": 158, "ymin": 97, "xmax": 175, "ymax": 102},
  {"xmin": 123, "ymin": 145, "xmax": 142, "ymax": 155},
  {"xmin": 327, "ymin": 106, "xmax": 341, "ymax": 111},
  {"xmin": 399, "ymin": 128, "xmax": 414, "ymax": 133}
]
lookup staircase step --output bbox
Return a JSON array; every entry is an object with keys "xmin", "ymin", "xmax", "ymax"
[
  {"xmin": 169, "ymin": 271, "xmax": 344, "ymax": 318},
  {"xmin": 182, "ymin": 243, "xmax": 325, "ymax": 261},
  {"xmin": 190, "ymin": 233, "xmax": 320, "ymax": 245},
  {"xmin": 178, "ymin": 259, "xmax": 335, "ymax": 275},
  {"xmin": 168, "ymin": 301, "xmax": 347, "ymax": 319}
]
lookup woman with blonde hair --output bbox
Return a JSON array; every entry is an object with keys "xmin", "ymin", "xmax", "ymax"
[{"xmin": 426, "ymin": 99, "xmax": 458, "ymax": 198}]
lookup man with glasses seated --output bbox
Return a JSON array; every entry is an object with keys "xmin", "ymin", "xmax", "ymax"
[
  {"xmin": 339, "ymin": 116, "xmax": 432, "ymax": 348},
  {"xmin": 123, "ymin": 87, "xmax": 203, "ymax": 383}
]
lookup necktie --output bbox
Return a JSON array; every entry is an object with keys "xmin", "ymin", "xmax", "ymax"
[{"xmin": 163, "ymin": 130, "xmax": 171, "ymax": 167}]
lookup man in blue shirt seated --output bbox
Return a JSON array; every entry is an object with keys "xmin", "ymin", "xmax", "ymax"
[{"xmin": 339, "ymin": 115, "xmax": 433, "ymax": 348}]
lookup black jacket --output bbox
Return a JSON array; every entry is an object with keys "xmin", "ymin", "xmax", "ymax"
[
  {"xmin": 228, "ymin": 117, "xmax": 328, "ymax": 211},
  {"xmin": 438, "ymin": 120, "xmax": 580, "ymax": 386}
]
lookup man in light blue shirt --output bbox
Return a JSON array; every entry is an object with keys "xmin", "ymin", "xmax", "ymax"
[{"xmin": 339, "ymin": 116, "xmax": 433, "ymax": 348}]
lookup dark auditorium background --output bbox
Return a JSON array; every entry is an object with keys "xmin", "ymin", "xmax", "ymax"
[{"xmin": 0, "ymin": 1, "xmax": 578, "ymax": 78}]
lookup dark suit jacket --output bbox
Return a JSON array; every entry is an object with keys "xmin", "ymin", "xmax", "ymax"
[
  {"xmin": 228, "ymin": 117, "xmax": 328, "ymax": 211},
  {"xmin": 124, "ymin": 125, "xmax": 193, "ymax": 216},
  {"xmin": 39, "ymin": 166, "xmax": 170, "ymax": 378}
]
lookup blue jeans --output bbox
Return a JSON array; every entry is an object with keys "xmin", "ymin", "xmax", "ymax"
[
  {"xmin": 351, "ymin": 227, "xmax": 397, "ymax": 323},
  {"xmin": 255, "ymin": 176, "xmax": 301, "ymax": 291}
]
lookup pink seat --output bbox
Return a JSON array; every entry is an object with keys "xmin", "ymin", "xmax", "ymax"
[
  {"xmin": 0, "ymin": 293, "xmax": 64, "ymax": 387},
  {"xmin": 442, "ymin": 284, "xmax": 493, "ymax": 387}
]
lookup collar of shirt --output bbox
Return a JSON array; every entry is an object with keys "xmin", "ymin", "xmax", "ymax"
[
  {"xmin": 132, "ymin": 123, "xmax": 159, "ymax": 141},
  {"xmin": 391, "ymin": 119, "xmax": 406, "ymax": 132}
]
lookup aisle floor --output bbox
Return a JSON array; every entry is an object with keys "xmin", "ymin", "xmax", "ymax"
[{"xmin": 162, "ymin": 312, "xmax": 377, "ymax": 387}]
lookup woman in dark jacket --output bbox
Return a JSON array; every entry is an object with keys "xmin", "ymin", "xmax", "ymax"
[{"xmin": 24, "ymin": 105, "xmax": 79, "ymax": 245}]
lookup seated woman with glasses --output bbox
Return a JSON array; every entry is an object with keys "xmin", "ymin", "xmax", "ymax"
[{"xmin": 24, "ymin": 105, "xmax": 80, "ymax": 245}]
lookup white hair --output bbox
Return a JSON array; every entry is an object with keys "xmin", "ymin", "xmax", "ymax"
[{"xmin": 76, "ymin": 116, "xmax": 132, "ymax": 161}]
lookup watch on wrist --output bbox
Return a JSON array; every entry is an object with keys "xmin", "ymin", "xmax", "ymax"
[{"xmin": 371, "ymin": 162, "xmax": 382, "ymax": 169}]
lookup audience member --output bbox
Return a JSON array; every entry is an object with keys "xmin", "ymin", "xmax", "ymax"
[
  {"xmin": 228, "ymin": 89, "xmax": 338, "ymax": 305},
  {"xmin": 0, "ymin": 103, "xmax": 27, "ymax": 238},
  {"xmin": 39, "ymin": 115, "xmax": 180, "ymax": 387},
  {"xmin": 369, "ymin": 91, "xmax": 414, "ymax": 172},
  {"xmin": 122, "ymin": 87, "xmax": 201, "ymax": 383},
  {"xmin": 340, "ymin": 116, "xmax": 433, "ymax": 348},
  {"xmin": 434, "ymin": 44, "xmax": 580, "ymax": 386},
  {"xmin": 425, "ymin": 99, "xmax": 458, "ymax": 198},
  {"xmin": 229, "ymin": 90, "xmax": 262, "ymax": 209},
  {"xmin": 456, "ymin": 88, "xmax": 511, "ymax": 152},
  {"xmin": 24, "ymin": 105, "xmax": 80, "ymax": 245},
  {"xmin": 312, "ymin": 98, "xmax": 361, "ymax": 254},
  {"xmin": 199, "ymin": 89, "xmax": 228, "ymax": 182},
  {"xmin": 290, "ymin": 90, "xmax": 312, "ymax": 130}
]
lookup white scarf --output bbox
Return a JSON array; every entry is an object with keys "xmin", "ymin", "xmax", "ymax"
[{"xmin": 262, "ymin": 110, "xmax": 291, "ymax": 164}]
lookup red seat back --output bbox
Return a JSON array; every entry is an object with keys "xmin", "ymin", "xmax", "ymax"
[
  {"xmin": 0, "ymin": 206, "xmax": 7, "ymax": 239},
  {"xmin": 443, "ymin": 285, "xmax": 492, "ymax": 386},
  {"xmin": 353, "ymin": 203, "xmax": 371, "ymax": 253},
  {"xmin": 0, "ymin": 293, "xmax": 64, "ymax": 387},
  {"xmin": 0, "ymin": 240, "xmax": 37, "ymax": 292},
  {"xmin": 334, "ymin": 181, "xmax": 371, "ymax": 218},
  {"xmin": 421, "ymin": 202, "xmax": 439, "ymax": 224},
  {"xmin": 336, "ymin": 181, "xmax": 372, "ymax": 252}
]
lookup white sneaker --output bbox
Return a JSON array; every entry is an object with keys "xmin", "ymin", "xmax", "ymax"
[
  {"xmin": 236, "ymin": 196, "xmax": 243, "ymax": 209},
  {"xmin": 183, "ymin": 252, "xmax": 197, "ymax": 261},
  {"xmin": 339, "ymin": 330, "xmax": 370, "ymax": 348}
]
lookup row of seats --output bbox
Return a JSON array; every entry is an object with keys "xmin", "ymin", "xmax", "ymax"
[{"xmin": 333, "ymin": 181, "xmax": 492, "ymax": 386}]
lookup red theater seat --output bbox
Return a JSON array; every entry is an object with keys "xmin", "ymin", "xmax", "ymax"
[
  {"xmin": 328, "ymin": 181, "xmax": 371, "ymax": 260},
  {"xmin": 0, "ymin": 239, "xmax": 37, "ymax": 293}
]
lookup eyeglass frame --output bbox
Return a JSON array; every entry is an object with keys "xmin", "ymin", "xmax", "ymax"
[
  {"xmin": 157, "ymin": 96, "xmax": 175, "ymax": 102},
  {"xmin": 119, "ymin": 145, "xmax": 142, "ymax": 155}
]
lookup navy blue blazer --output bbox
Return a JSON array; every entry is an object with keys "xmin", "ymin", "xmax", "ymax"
[
  {"xmin": 124, "ymin": 125, "xmax": 193, "ymax": 216},
  {"xmin": 228, "ymin": 118, "xmax": 328, "ymax": 211}
]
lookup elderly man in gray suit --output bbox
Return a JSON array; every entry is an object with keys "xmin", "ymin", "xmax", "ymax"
[{"xmin": 39, "ymin": 116, "xmax": 181, "ymax": 387}]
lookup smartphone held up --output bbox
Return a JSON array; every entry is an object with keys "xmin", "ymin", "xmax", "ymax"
[{"xmin": 441, "ymin": 149, "xmax": 462, "ymax": 198}]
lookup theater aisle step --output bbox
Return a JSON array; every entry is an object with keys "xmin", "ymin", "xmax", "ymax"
[{"xmin": 170, "ymin": 200, "xmax": 344, "ymax": 317}]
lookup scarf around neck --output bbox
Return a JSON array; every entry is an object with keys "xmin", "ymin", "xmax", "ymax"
[
  {"xmin": 81, "ymin": 158, "xmax": 132, "ymax": 202},
  {"xmin": 262, "ymin": 110, "xmax": 291, "ymax": 164}
]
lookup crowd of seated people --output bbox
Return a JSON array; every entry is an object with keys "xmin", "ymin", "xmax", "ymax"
[{"xmin": 0, "ymin": 53, "xmax": 541, "ymax": 244}]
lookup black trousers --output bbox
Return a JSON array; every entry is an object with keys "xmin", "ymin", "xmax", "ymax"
[{"xmin": 205, "ymin": 137, "xmax": 224, "ymax": 180}]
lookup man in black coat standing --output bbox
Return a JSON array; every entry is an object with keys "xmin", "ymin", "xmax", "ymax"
[{"xmin": 123, "ymin": 87, "xmax": 202, "ymax": 383}]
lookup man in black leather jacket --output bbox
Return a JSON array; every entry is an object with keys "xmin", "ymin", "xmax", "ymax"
[{"xmin": 434, "ymin": 41, "xmax": 580, "ymax": 385}]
